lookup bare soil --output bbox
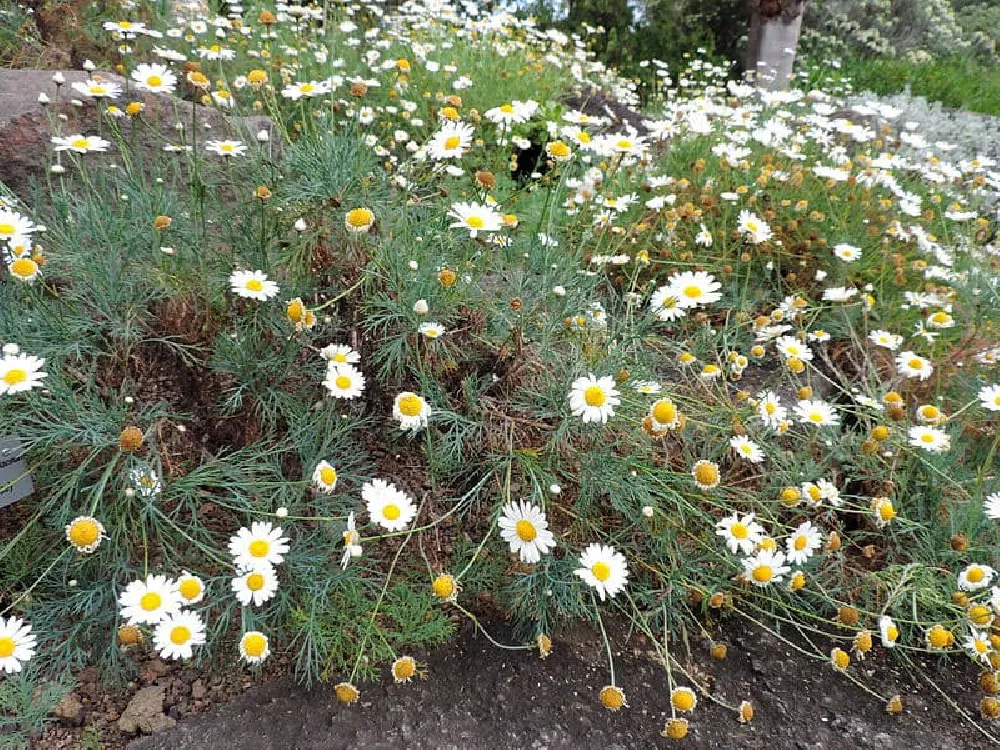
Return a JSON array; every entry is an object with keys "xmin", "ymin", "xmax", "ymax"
[{"xmin": 87, "ymin": 618, "xmax": 993, "ymax": 750}]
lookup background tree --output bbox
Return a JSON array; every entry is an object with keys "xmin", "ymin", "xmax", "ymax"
[{"xmin": 746, "ymin": 0, "xmax": 808, "ymax": 89}]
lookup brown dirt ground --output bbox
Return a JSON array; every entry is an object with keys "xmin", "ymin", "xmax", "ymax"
[{"xmin": 62, "ymin": 617, "xmax": 990, "ymax": 750}]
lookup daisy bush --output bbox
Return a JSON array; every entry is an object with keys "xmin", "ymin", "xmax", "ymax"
[{"xmin": 2, "ymin": 0, "xmax": 1000, "ymax": 742}]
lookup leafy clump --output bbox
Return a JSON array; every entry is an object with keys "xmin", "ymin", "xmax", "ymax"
[{"xmin": 1, "ymin": 0, "xmax": 1000, "ymax": 743}]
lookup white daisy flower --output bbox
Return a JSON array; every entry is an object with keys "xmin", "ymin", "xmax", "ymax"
[
  {"xmin": 497, "ymin": 501, "xmax": 556, "ymax": 564},
  {"xmin": 174, "ymin": 571, "xmax": 205, "ymax": 605},
  {"xmin": 119, "ymin": 574, "xmax": 183, "ymax": 626},
  {"xmin": 320, "ymin": 344, "xmax": 361, "ymax": 365},
  {"xmin": 879, "ymin": 615, "xmax": 899, "ymax": 648},
  {"xmin": 52, "ymin": 134, "xmax": 112, "ymax": 153},
  {"xmin": 0, "ymin": 616, "xmax": 37, "ymax": 673},
  {"xmin": 736, "ymin": 209, "xmax": 772, "ymax": 244},
  {"xmin": 568, "ymin": 374, "xmax": 620, "ymax": 424},
  {"xmin": 229, "ymin": 270, "xmax": 279, "ymax": 301},
  {"xmin": 341, "ymin": 512, "xmax": 362, "ymax": 569},
  {"xmin": 794, "ymin": 399, "xmax": 840, "ymax": 427},
  {"xmin": 228, "ymin": 521, "xmax": 290, "ymax": 569},
  {"xmin": 908, "ymin": 426, "xmax": 950, "ymax": 453},
  {"xmin": 324, "ymin": 364, "xmax": 366, "ymax": 400},
  {"xmin": 364, "ymin": 478, "xmax": 417, "ymax": 532},
  {"xmin": 131, "ymin": 62, "xmax": 177, "ymax": 93},
  {"xmin": 665, "ymin": 270, "xmax": 722, "ymax": 309},
  {"xmin": 832, "ymin": 243, "xmax": 861, "ymax": 262},
  {"xmin": 0, "ymin": 353, "xmax": 47, "ymax": 396},
  {"xmin": 979, "ymin": 384, "xmax": 1000, "ymax": 413},
  {"xmin": 958, "ymin": 564, "xmax": 994, "ymax": 592},
  {"xmin": 418, "ymin": 322, "xmax": 446, "ymax": 339},
  {"xmin": 392, "ymin": 391, "xmax": 431, "ymax": 431},
  {"xmin": 716, "ymin": 512, "xmax": 763, "ymax": 555},
  {"xmin": 0, "ymin": 210, "xmax": 37, "ymax": 240},
  {"xmin": 756, "ymin": 391, "xmax": 787, "ymax": 429},
  {"xmin": 281, "ymin": 79, "xmax": 331, "ymax": 100},
  {"xmin": 741, "ymin": 549, "xmax": 791, "ymax": 587},
  {"xmin": 239, "ymin": 631, "xmax": 270, "ymax": 664},
  {"xmin": 785, "ymin": 521, "xmax": 821, "ymax": 565},
  {"xmin": 205, "ymin": 140, "xmax": 247, "ymax": 157},
  {"xmin": 896, "ymin": 351, "xmax": 933, "ymax": 380},
  {"xmin": 965, "ymin": 628, "xmax": 994, "ymax": 664},
  {"xmin": 312, "ymin": 460, "xmax": 338, "ymax": 493},
  {"xmin": 575, "ymin": 543, "xmax": 628, "ymax": 601},
  {"xmin": 730, "ymin": 436, "xmax": 764, "ymax": 463},
  {"xmin": 447, "ymin": 201, "xmax": 503, "ymax": 238},
  {"xmin": 71, "ymin": 79, "xmax": 122, "ymax": 99},
  {"xmin": 984, "ymin": 492, "xmax": 1000, "ymax": 520},
  {"xmin": 427, "ymin": 121, "xmax": 475, "ymax": 160},
  {"xmin": 649, "ymin": 285, "xmax": 687, "ymax": 322},
  {"xmin": 231, "ymin": 565, "xmax": 279, "ymax": 606},
  {"xmin": 153, "ymin": 611, "xmax": 206, "ymax": 660}
]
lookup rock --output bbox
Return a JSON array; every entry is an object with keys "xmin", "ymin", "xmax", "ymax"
[
  {"xmin": 52, "ymin": 692, "xmax": 83, "ymax": 722},
  {"xmin": 140, "ymin": 659, "xmax": 169, "ymax": 684},
  {"xmin": 0, "ymin": 69, "xmax": 278, "ymax": 201},
  {"xmin": 117, "ymin": 686, "xmax": 177, "ymax": 735},
  {"xmin": 190, "ymin": 679, "xmax": 207, "ymax": 700}
]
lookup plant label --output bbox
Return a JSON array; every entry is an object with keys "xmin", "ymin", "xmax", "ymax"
[{"xmin": 0, "ymin": 436, "xmax": 33, "ymax": 508}]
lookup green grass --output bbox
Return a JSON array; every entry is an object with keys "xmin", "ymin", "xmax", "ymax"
[{"xmin": 829, "ymin": 55, "xmax": 1000, "ymax": 116}]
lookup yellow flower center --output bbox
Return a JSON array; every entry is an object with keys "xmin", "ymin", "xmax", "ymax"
[
  {"xmin": 444, "ymin": 136, "xmax": 461, "ymax": 150},
  {"xmin": 392, "ymin": 657, "xmax": 416, "ymax": 680},
  {"xmin": 808, "ymin": 412, "xmax": 824, "ymax": 423},
  {"xmin": 549, "ymin": 141, "xmax": 570, "ymax": 157},
  {"xmin": 69, "ymin": 519, "xmax": 99, "ymax": 547},
  {"xmin": 140, "ymin": 592, "xmax": 162, "ymax": 611},
  {"xmin": 879, "ymin": 503, "xmax": 895, "ymax": 521},
  {"xmin": 968, "ymin": 566, "xmax": 984, "ymax": 583},
  {"xmin": 398, "ymin": 394, "xmax": 423, "ymax": 417},
  {"xmin": 10, "ymin": 258, "xmax": 37, "ymax": 279},
  {"xmin": 246, "ymin": 573, "xmax": 265, "ymax": 591},
  {"xmin": 578, "ymin": 131, "xmax": 591, "ymax": 143},
  {"xmin": 432, "ymin": 574, "xmax": 455, "ymax": 599},
  {"xmin": 591, "ymin": 561, "xmax": 611, "ymax": 582},
  {"xmin": 886, "ymin": 625, "xmax": 899, "ymax": 642},
  {"xmin": 178, "ymin": 579, "xmax": 201, "ymax": 600},
  {"xmin": 301, "ymin": 83, "xmax": 314, "ymax": 93},
  {"xmin": 347, "ymin": 208, "xmax": 373, "ymax": 227},
  {"xmin": 651, "ymin": 400, "xmax": 676, "ymax": 425},
  {"xmin": 672, "ymin": 690, "xmax": 695, "ymax": 711},
  {"xmin": 71, "ymin": 138, "xmax": 90, "ymax": 149},
  {"xmin": 147, "ymin": 75, "xmax": 162, "ymax": 87},
  {"xmin": 693, "ymin": 462, "xmax": 719, "ymax": 486},
  {"xmin": 248, "ymin": 539, "xmax": 269, "ymax": 558},
  {"xmin": 976, "ymin": 639, "xmax": 990, "ymax": 654},
  {"xmin": 682, "ymin": 285, "xmax": 702, "ymax": 298},
  {"xmin": 920, "ymin": 433, "xmax": 935, "ymax": 443},
  {"xmin": 320, "ymin": 467, "xmax": 337, "ymax": 485},
  {"xmin": 583, "ymin": 385, "xmax": 606, "ymax": 407},
  {"xmin": 120, "ymin": 20, "xmax": 132, "ymax": 28},
  {"xmin": 730, "ymin": 522, "xmax": 748, "ymax": 540},
  {"xmin": 0, "ymin": 224, "xmax": 14, "ymax": 237},
  {"xmin": 170, "ymin": 625, "xmax": 191, "ymax": 645},
  {"xmin": 515, "ymin": 519, "xmax": 537, "ymax": 542},
  {"xmin": 500, "ymin": 104, "xmax": 514, "ymax": 113},
  {"xmin": 245, "ymin": 279, "xmax": 264, "ymax": 292},
  {"xmin": 794, "ymin": 535, "xmax": 808, "ymax": 551},
  {"xmin": 908, "ymin": 358, "xmax": 923, "ymax": 370},
  {"xmin": 928, "ymin": 627, "xmax": 951, "ymax": 648},
  {"xmin": 383, "ymin": 504, "xmax": 401, "ymax": 521},
  {"xmin": 751, "ymin": 565, "xmax": 773, "ymax": 583},
  {"xmin": 243, "ymin": 633, "xmax": 267, "ymax": 657},
  {"xmin": 616, "ymin": 139, "xmax": 632, "ymax": 149},
  {"xmin": 220, "ymin": 143, "xmax": 234, "ymax": 153},
  {"xmin": 0, "ymin": 637, "xmax": 15, "ymax": 658},
  {"xmin": 465, "ymin": 215, "xmax": 485, "ymax": 229}
]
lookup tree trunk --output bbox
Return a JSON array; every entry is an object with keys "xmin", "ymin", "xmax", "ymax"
[{"xmin": 746, "ymin": 0, "xmax": 808, "ymax": 91}]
